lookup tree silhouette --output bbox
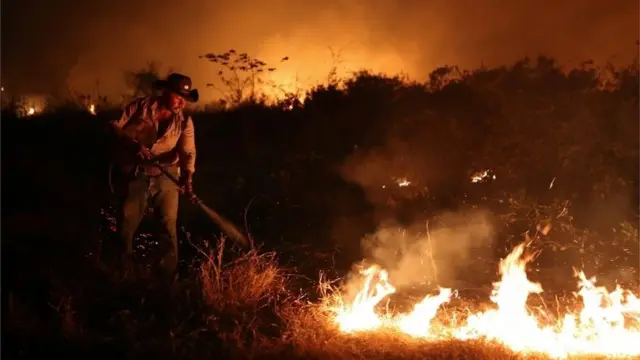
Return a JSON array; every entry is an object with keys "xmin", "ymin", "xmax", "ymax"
[
  {"xmin": 123, "ymin": 61, "xmax": 173, "ymax": 98},
  {"xmin": 200, "ymin": 50, "xmax": 288, "ymax": 107}
]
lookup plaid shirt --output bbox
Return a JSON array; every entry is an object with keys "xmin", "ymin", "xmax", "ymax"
[{"xmin": 110, "ymin": 96, "xmax": 196, "ymax": 174}]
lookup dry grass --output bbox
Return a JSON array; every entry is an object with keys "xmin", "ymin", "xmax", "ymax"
[
  {"xmin": 198, "ymin": 237, "xmax": 288, "ymax": 311},
  {"xmin": 186, "ymin": 239, "xmax": 631, "ymax": 359},
  {"xmin": 6, "ymin": 233, "xmax": 635, "ymax": 359}
]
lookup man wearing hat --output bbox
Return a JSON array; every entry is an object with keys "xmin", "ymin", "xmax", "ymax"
[{"xmin": 108, "ymin": 73, "xmax": 199, "ymax": 277}]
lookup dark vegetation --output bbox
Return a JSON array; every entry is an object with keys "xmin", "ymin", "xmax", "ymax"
[{"xmin": 2, "ymin": 54, "xmax": 639, "ymax": 359}]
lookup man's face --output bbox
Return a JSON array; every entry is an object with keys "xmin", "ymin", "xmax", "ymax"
[{"xmin": 167, "ymin": 92, "xmax": 187, "ymax": 112}]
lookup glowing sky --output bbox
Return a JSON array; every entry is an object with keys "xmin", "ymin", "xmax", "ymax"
[{"xmin": 2, "ymin": 0, "xmax": 637, "ymax": 102}]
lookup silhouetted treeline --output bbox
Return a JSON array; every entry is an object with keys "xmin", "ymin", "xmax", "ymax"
[{"xmin": 2, "ymin": 56, "xmax": 638, "ymax": 277}]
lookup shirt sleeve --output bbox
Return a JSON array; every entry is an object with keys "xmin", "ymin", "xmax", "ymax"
[
  {"xmin": 110, "ymin": 99, "xmax": 140, "ymax": 140},
  {"xmin": 178, "ymin": 116, "xmax": 196, "ymax": 174}
]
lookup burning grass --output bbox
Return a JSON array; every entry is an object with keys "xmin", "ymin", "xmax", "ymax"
[
  {"xmin": 306, "ymin": 241, "xmax": 640, "ymax": 359},
  {"xmin": 187, "ymin": 234, "xmax": 639, "ymax": 359},
  {"xmin": 5, "ymin": 231, "xmax": 639, "ymax": 360}
]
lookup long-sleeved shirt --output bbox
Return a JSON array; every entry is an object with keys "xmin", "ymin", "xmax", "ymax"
[{"xmin": 110, "ymin": 96, "xmax": 196, "ymax": 174}]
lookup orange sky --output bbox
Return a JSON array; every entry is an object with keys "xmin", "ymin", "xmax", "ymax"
[{"xmin": 2, "ymin": 0, "xmax": 638, "ymax": 102}]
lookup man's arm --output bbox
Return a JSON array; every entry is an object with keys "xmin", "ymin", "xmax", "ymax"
[
  {"xmin": 107, "ymin": 99, "xmax": 154, "ymax": 166},
  {"xmin": 109, "ymin": 100, "xmax": 139, "ymax": 143},
  {"xmin": 178, "ymin": 116, "xmax": 196, "ymax": 175}
]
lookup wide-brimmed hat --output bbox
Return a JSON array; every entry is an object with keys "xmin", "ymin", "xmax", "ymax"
[{"xmin": 152, "ymin": 73, "xmax": 199, "ymax": 103}]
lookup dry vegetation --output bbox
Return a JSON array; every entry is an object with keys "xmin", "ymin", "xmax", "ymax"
[
  {"xmin": 4, "ymin": 225, "xmax": 638, "ymax": 359},
  {"xmin": 3, "ymin": 55, "xmax": 639, "ymax": 359},
  {"xmin": 8, "ymin": 220, "xmax": 635, "ymax": 359},
  {"xmin": 182, "ymin": 231, "xmax": 638, "ymax": 360}
]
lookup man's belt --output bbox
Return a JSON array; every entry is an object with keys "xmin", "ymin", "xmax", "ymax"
[{"xmin": 139, "ymin": 162, "xmax": 178, "ymax": 177}]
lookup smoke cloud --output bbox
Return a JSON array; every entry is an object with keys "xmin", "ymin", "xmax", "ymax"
[
  {"xmin": 339, "ymin": 137, "xmax": 453, "ymax": 210},
  {"xmin": 359, "ymin": 209, "xmax": 495, "ymax": 289}
]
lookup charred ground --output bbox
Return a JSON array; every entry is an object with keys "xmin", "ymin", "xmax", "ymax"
[{"xmin": 2, "ymin": 56, "xmax": 639, "ymax": 359}]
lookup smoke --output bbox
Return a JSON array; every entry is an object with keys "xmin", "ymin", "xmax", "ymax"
[
  {"xmin": 4, "ymin": 0, "xmax": 637, "ymax": 100},
  {"xmin": 336, "ymin": 120, "xmax": 492, "ymax": 290},
  {"xmin": 339, "ymin": 138, "xmax": 449, "ymax": 209},
  {"xmin": 359, "ymin": 209, "xmax": 495, "ymax": 289}
]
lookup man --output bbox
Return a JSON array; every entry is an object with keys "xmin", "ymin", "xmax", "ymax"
[{"xmin": 109, "ymin": 73, "xmax": 198, "ymax": 277}]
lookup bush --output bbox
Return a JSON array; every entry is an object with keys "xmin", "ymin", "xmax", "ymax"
[{"xmin": 2, "ymin": 56, "xmax": 638, "ymax": 359}]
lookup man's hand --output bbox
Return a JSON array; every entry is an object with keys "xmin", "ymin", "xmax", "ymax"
[
  {"xmin": 180, "ymin": 170, "xmax": 197, "ymax": 203},
  {"xmin": 135, "ymin": 144, "xmax": 153, "ymax": 161}
]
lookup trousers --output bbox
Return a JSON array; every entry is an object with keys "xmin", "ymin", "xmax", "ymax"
[{"xmin": 118, "ymin": 165, "xmax": 180, "ymax": 273}]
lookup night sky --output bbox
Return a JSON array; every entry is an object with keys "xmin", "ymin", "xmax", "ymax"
[{"xmin": 2, "ymin": 0, "xmax": 638, "ymax": 102}]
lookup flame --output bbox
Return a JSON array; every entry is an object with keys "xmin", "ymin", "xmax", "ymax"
[
  {"xmin": 382, "ymin": 177, "xmax": 411, "ymax": 189},
  {"xmin": 329, "ymin": 241, "xmax": 640, "ymax": 358},
  {"xmin": 27, "ymin": 107, "xmax": 36, "ymax": 116},
  {"xmin": 471, "ymin": 169, "xmax": 496, "ymax": 183},
  {"xmin": 395, "ymin": 177, "xmax": 411, "ymax": 187},
  {"xmin": 88, "ymin": 104, "xmax": 96, "ymax": 115},
  {"xmin": 397, "ymin": 287, "xmax": 453, "ymax": 337},
  {"xmin": 333, "ymin": 265, "xmax": 396, "ymax": 332}
]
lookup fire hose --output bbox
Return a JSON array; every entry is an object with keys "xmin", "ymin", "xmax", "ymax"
[{"xmin": 108, "ymin": 161, "xmax": 248, "ymax": 247}]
